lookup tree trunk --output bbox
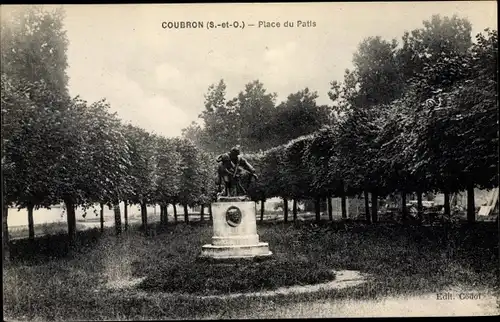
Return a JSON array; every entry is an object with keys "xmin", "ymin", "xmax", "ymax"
[
  {"xmin": 401, "ymin": 191, "xmax": 407, "ymax": 222},
  {"xmin": 467, "ymin": 184, "xmax": 475, "ymax": 223},
  {"xmin": 160, "ymin": 204, "xmax": 168, "ymax": 225},
  {"xmin": 341, "ymin": 195, "xmax": 347, "ymax": 219},
  {"xmin": 183, "ymin": 204, "xmax": 189, "ymax": 223},
  {"xmin": 371, "ymin": 192, "xmax": 378, "ymax": 223},
  {"xmin": 260, "ymin": 199, "xmax": 265, "ymax": 222},
  {"xmin": 364, "ymin": 190, "xmax": 371, "ymax": 223},
  {"xmin": 327, "ymin": 196, "xmax": 333, "ymax": 221},
  {"xmin": 163, "ymin": 205, "xmax": 169, "ymax": 224},
  {"xmin": 315, "ymin": 197, "xmax": 321, "ymax": 222},
  {"xmin": 444, "ymin": 192, "xmax": 451, "ymax": 217},
  {"xmin": 124, "ymin": 200, "xmax": 129, "ymax": 231},
  {"xmin": 293, "ymin": 199, "xmax": 298, "ymax": 222},
  {"xmin": 340, "ymin": 181, "xmax": 347, "ymax": 220},
  {"xmin": 417, "ymin": 191, "xmax": 423, "ymax": 221},
  {"xmin": 27, "ymin": 203, "xmax": 35, "ymax": 240},
  {"xmin": 140, "ymin": 203, "xmax": 145, "ymax": 228},
  {"xmin": 200, "ymin": 205, "xmax": 205, "ymax": 222},
  {"xmin": 140, "ymin": 202, "xmax": 148, "ymax": 232},
  {"xmin": 283, "ymin": 198, "xmax": 289, "ymax": 223},
  {"xmin": 100, "ymin": 203, "xmax": 104, "ymax": 233},
  {"xmin": 173, "ymin": 204, "xmax": 178, "ymax": 222},
  {"xmin": 64, "ymin": 199, "xmax": 77, "ymax": 245},
  {"xmin": 208, "ymin": 204, "xmax": 213, "ymax": 222},
  {"xmin": 3, "ymin": 204, "xmax": 10, "ymax": 264},
  {"xmin": 113, "ymin": 202, "xmax": 122, "ymax": 235}
]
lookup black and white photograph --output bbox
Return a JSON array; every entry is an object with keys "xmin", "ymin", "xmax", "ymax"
[{"xmin": 1, "ymin": 2, "xmax": 498, "ymax": 319}]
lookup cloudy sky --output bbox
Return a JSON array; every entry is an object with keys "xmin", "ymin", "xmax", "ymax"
[{"xmin": 46, "ymin": 2, "xmax": 497, "ymax": 138}]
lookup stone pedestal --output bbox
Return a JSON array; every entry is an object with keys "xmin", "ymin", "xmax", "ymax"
[{"xmin": 200, "ymin": 200, "xmax": 272, "ymax": 259}]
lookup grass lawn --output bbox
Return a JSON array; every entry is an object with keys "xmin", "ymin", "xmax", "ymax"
[{"xmin": 3, "ymin": 220, "xmax": 499, "ymax": 320}]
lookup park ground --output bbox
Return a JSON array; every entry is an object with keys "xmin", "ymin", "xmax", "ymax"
[{"xmin": 3, "ymin": 217, "xmax": 500, "ymax": 320}]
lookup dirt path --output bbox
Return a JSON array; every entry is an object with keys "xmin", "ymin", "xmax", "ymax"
[
  {"xmin": 237, "ymin": 290, "xmax": 499, "ymax": 318},
  {"xmin": 197, "ymin": 270, "xmax": 367, "ymax": 300},
  {"xmin": 103, "ymin": 270, "xmax": 367, "ymax": 297},
  {"xmin": 104, "ymin": 269, "xmax": 499, "ymax": 318}
]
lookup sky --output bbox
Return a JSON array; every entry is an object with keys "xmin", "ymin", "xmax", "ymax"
[{"xmin": 28, "ymin": 2, "xmax": 500, "ymax": 138}]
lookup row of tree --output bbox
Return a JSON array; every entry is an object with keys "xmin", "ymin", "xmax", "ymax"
[
  {"xmin": 242, "ymin": 18, "xmax": 497, "ymax": 223},
  {"xmin": 1, "ymin": 7, "xmax": 221, "ymax": 255},
  {"xmin": 183, "ymin": 15, "xmax": 498, "ymax": 223},
  {"xmin": 1, "ymin": 73, "xmax": 220, "ymax": 236}
]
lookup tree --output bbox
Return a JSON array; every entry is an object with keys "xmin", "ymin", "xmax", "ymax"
[
  {"xmin": 181, "ymin": 121, "xmax": 206, "ymax": 150},
  {"xmin": 234, "ymin": 80, "xmax": 277, "ymax": 152},
  {"xmin": 352, "ymin": 36, "xmax": 403, "ymax": 107},
  {"xmin": 80, "ymin": 100, "xmax": 131, "ymax": 235},
  {"xmin": 328, "ymin": 68, "xmax": 359, "ymax": 116},
  {"xmin": 329, "ymin": 36, "xmax": 403, "ymax": 118},
  {"xmin": 398, "ymin": 14, "xmax": 472, "ymax": 87},
  {"xmin": 0, "ymin": 75, "xmax": 32, "ymax": 258},
  {"xmin": 375, "ymin": 92, "xmax": 427, "ymax": 222},
  {"xmin": 123, "ymin": 125, "xmax": 157, "ymax": 233},
  {"xmin": 281, "ymin": 135, "xmax": 315, "ymax": 204},
  {"xmin": 245, "ymin": 151, "xmax": 269, "ymax": 203},
  {"xmin": 1, "ymin": 76, "xmax": 61, "ymax": 247},
  {"xmin": 197, "ymin": 79, "xmax": 239, "ymax": 153},
  {"xmin": 196, "ymin": 151, "xmax": 218, "ymax": 217},
  {"xmin": 1, "ymin": 5, "xmax": 69, "ymax": 95},
  {"xmin": 1, "ymin": 78, "xmax": 69, "ymax": 239},
  {"xmin": 265, "ymin": 88, "xmax": 330, "ymax": 146},
  {"xmin": 154, "ymin": 136, "xmax": 182, "ymax": 225},
  {"xmin": 1, "ymin": 5, "xmax": 70, "ymax": 247},
  {"xmin": 304, "ymin": 127, "xmax": 345, "ymax": 203},
  {"xmin": 172, "ymin": 138, "xmax": 208, "ymax": 222},
  {"xmin": 189, "ymin": 79, "xmax": 281, "ymax": 153},
  {"xmin": 335, "ymin": 105, "xmax": 387, "ymax": 222}
]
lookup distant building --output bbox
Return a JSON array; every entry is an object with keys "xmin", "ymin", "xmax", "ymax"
[{"xmin": 433, "ymin": 188, "xmax": 498, "ymax": 216}]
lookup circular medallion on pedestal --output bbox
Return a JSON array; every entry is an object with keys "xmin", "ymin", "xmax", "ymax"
[{"xmin": 225, "ymin": 206, "xmax": 242, "ymax": 227}]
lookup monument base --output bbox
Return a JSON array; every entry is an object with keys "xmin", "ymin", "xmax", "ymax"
[
  {"xmin": 200, "ymin": 242, "xmax": 272, "ymax": 260},
  {"xmin": 199, "ymin": 200, "xmax": 272, "ymax": 261}
]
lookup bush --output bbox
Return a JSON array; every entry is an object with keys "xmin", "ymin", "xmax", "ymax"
[{"xmin": 136, "ymin": 258, "xmax": 335, "ymax": 295}]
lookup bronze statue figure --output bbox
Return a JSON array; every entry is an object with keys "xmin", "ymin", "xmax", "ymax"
[{"xmin": 216, "ymin": 145, "xmax": 258, "ymax": 198}]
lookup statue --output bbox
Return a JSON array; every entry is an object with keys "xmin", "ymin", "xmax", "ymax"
[
  {"xmin": 216, "ymin": 145, "xmax": 258, "ymax": 199},
  {"xmin": 200, "ymin": 145, "xmax": 272, "ymax": 260}
]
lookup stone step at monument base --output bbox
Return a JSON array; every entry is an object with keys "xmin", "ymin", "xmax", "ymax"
[
  {"xmin": 200, "ymin": 242, "xmax": 272, "ymax": 260},
  {"xmin": 211, "ymin": 234, "xmax": 260, "ymax": 246}
]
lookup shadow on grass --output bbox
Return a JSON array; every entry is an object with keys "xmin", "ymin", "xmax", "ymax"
[
  {"xmin": 136, "ymin": 259, "xmax": 335, "ymax": 296},
  {"xmin": 8, "ymin": 228, "xmax": 102, "ymax": 264}
]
